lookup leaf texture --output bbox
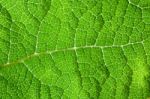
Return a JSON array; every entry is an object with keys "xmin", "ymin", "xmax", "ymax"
[{"xmin": 0, "ymin": 0, "xmax": 150, "ymax": 99}]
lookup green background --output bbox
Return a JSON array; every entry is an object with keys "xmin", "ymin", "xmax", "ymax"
[{"xmin": 0, "ymin": 0, "xmax": 150, "ymax": 99}]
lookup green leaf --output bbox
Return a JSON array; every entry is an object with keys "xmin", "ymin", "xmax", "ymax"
[{"xmin": 0, "ymin": 0, "xmax": 150, "ymax": 99}]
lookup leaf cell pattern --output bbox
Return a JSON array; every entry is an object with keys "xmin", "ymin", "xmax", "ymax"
[{"xmin": 0, "ymin": 0, "xmax": 150, "ymax": 99}]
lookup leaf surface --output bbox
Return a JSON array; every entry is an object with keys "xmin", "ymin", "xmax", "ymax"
[{"xmin": 0, "ymin": 0, "xmax": 150, "ymax": 99}]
